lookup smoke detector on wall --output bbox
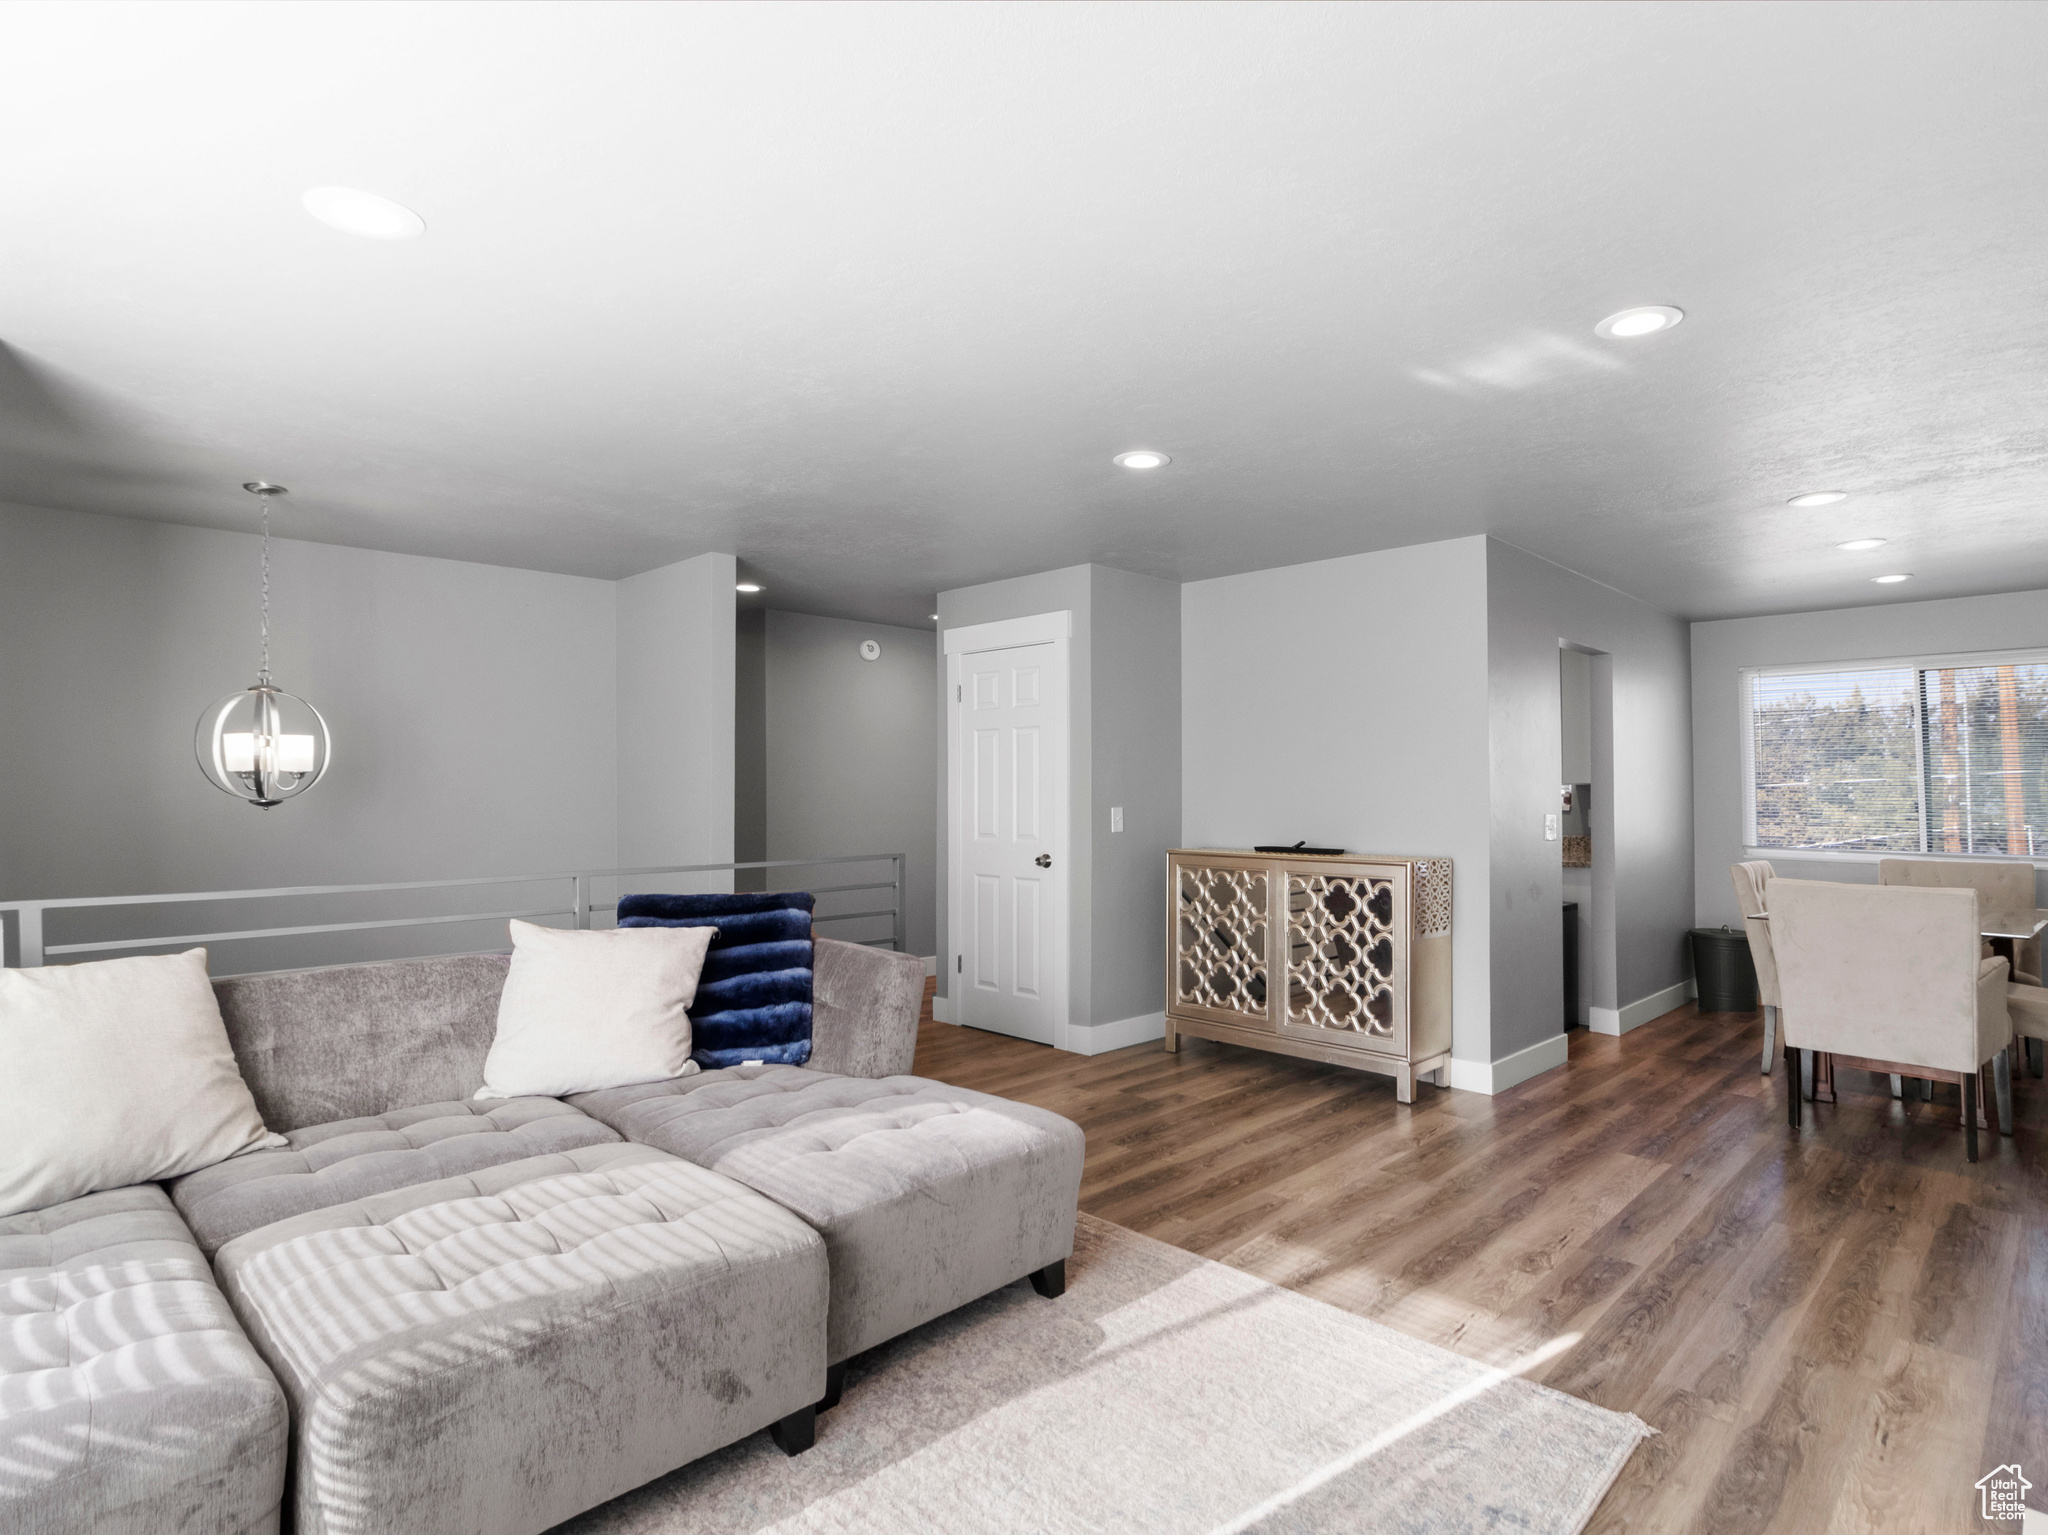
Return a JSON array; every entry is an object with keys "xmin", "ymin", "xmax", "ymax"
[{"xmin": 859, "ymin": 640, "xmax": 881, "ymax": 661}]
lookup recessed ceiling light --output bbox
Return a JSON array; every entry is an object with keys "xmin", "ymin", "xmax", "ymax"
[
  {"xmin": 929, "ymin": 614, "xmax": 939, "ymax": 621},
  {"xmin": 1871, "ymin": 573, "xmax": 1912, "ymax": 584},
  {"xmin": 301, "ymin": 186, "xmax": 425, "ymax": 240},
  {"xmin": 1594, "ymin": 305, "xmax": 1683, "ymax": 339},
  {"xmin": 735, "ymin": 582, "xmax": 763, "ymax": 594},
  {"xmin": 1788, "ymin": 490, "xmax": 1848, "ymax": 508},
  {"xmin": 1113, "ymin": 450, "xmax": 1170, "ymax": 470},
  {"xmin": 1836, "ymin": 538, "xmax": 1887, "ymax": 552}
]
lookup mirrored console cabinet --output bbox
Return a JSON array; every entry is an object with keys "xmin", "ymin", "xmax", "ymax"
[{"xmin": 1165, "ymin": 848, "xmax": 1454, "ymax": 1101}]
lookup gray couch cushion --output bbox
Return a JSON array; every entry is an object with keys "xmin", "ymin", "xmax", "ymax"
[
  {"xmin": 215, "ymin": 1143, "xmax": 827, "ymax": 1535},
  {"xmin": 809, "ymin": 937, "xmax": 925, "ymax": 1078},
  {"xmin": 570, "ymin": 1066, "xmax": 1084, "ymax": 1362},
  {"xmin": 0, "ymin": 1185, "xmax": 286, "ymax": 1535},
  {"xmin": 166, "ymin": 1097, "xmax": 618, "ymax": 1255},
  {"xmin": 212, "ymin": 953, "xmax": 510, "ymax": 1132}
]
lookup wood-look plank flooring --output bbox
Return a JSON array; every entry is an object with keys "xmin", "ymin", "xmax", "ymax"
[{"xmin": 910, "ymin": 988, "xmax": 2047, "ymax": 1534}]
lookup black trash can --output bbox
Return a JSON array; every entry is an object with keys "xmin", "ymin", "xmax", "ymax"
[{"xmin": 1690, "ymin": 925, "xmax": 1758, "ymax": 1013}]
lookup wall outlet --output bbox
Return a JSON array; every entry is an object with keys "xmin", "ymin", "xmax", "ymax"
[
  {"xmin": 1110, "ymin": 806, "xmax": 1125, "ymax": 833},
  {"xmin": 1545, "ymin": 813, "xmax": 1559, "ymax": 841}
]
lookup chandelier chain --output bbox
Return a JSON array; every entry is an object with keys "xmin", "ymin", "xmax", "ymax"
[{"xmin": 258, "ymin": 492, "xmax": 272, "ymax": 684}]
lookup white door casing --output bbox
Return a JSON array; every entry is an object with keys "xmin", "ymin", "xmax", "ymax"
[{"xmin": 944, "ymin": 611, "xmax": 1071, "ymax": 1046}]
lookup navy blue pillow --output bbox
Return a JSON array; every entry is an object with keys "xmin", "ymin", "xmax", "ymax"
[{"xmin": 617, "ymin": 891, "xmax": 814, "ymax": 1068}]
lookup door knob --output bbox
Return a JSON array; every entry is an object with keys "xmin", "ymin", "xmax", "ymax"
[{"xmin": 1035, "ymin": 853, "xmax": 1052, "ymax": 868}]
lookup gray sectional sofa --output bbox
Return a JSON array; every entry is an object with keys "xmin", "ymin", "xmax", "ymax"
[{"xmin": 0, "ymin": 937, "xmax": 1085, "ymax": 1535}]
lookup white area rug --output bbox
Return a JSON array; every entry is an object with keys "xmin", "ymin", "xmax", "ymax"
[{"xmin": 556, "ymin": 1214, "xmax": 1649, "ymax": 1535}]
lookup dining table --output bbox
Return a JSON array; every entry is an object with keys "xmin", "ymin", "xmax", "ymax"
[{"xmin": 1979, "ymin": 909, "xmax": 2048, "ymax": 972}]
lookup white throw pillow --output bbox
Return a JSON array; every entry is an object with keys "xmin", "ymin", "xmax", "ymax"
[
  {"xmin": 476, "ymin": 919, "xmax": 715, "ymax": 1099},
  {"xmin": 0, "ymin": 948, "xmax": 285, "ymax": 1219}
]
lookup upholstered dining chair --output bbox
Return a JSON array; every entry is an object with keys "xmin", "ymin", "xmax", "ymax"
[
  {"xmin": 1879, "ymin": 857, "xmax": 2042, "ymax": 983},
  {"xmin": 1730, "ymin": 861, "xmax": 1779, "ymax": 1075},
  {"xmin": 2010, "ymin": 981, "xmax": 2048, "ymax": 1072},
  {"xmin": 1770, "ymin": 878, "xmax": 2014, "ymax": 1161},
  {"xmin": 1882, "ymin": 857, "xmax": 2047, "ymax": 1079}
]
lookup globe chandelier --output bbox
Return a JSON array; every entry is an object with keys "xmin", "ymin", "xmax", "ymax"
[{"xmin": 194, "ymin": 482, "xmax": 333, "ymax": 809}]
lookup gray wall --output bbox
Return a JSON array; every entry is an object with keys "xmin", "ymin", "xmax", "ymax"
[
  {"xmin": 1087, "ymin": 565, "xmax": 1182, "ymax": 1027},
  {"xmin": 1486, "ymin": 539, "xmax": 1693, "ymax": 1052},
  {"xmin": 1692, "ymin": 585, "xmax": 2048, "ymax": 926},
  {"xmin": 760, "ymin": 609, "xmax": 938, "ymax": 958},
  {"xmin": 617, "ymin": 551, "xmax": 735, "ymax": 881},
  {"xmin": 1182, "ymin": 538, "xmax": 1496, "ymax": 1064},
  {"xmin": 733, "ymin": 607, "xmax": 768, "ymax": 887},
  {"xmin": 0, "ymin": 499, "xmax": 620, "ymax": 969}
]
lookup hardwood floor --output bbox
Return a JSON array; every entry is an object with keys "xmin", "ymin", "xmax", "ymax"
[{"xmin": 911, "ymin": 989, "xmax": 2047, "ymax": 1534}]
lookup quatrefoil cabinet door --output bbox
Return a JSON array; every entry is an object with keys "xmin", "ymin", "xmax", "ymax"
[
  {"xmin": 1168, "ymin": 851, "xmax": 1279, "ymax": 1033},
  {"xmin": 1279, "ymin": 860, "xmax": 1410, "ymax": 1058}
]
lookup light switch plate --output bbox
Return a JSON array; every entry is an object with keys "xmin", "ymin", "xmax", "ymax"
[
  {"xmin": 1544, "ymin": 813, "xmax": 1559, "ymax": 840},
  {"xmin": 1110, "ymin": 806, "xmax": 1125, "ymax": 833}
]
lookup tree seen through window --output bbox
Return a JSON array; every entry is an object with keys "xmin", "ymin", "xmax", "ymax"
[{"xmin": 1749, "ymin": 662, "xmax": 2048, "ymax": 857}]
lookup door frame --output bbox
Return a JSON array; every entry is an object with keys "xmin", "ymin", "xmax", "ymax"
[{"xmin": 943, "ymin": 610, "xmax": 1073, "ymax": 1049}]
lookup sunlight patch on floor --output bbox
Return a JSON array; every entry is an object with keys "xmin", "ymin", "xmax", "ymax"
[{"xmin": 1204, "ymin": 1332, "xmax": 1587, "ymax": 1535}]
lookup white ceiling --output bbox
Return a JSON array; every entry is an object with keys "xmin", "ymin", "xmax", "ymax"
[{"xmin": 3, "ymin": 1, "xmax": 2045, "ymax": 627}]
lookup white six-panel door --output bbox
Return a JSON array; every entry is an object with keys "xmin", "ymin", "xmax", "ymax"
[{"xmin": 949, "ymin": 629, "xmax": 1068, "ymax": 1045}]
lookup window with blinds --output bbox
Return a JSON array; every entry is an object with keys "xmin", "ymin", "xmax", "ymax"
[{"xmin": 1745, "ymin": 654, "xmax": 2048, "ymax": 859}]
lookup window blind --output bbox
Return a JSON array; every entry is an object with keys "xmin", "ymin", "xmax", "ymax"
[
  {"xmin": 1920, "ymin": 661, "xmax": 2048, "ymax": 857},
  {"xmin": 1746, "ymin": 656, "xmax": 2048, "ymax": 859}
]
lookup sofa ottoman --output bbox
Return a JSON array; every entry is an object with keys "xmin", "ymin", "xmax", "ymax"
[
  {"xmin": 213, "ymin": 1142, "xmax": 827, "ymax": 1535},
  {"xmin": 569, "ymin": 1067, "xmax": 1085, "ymax": 1366},
  {"xmin": 0, "ymin": 1184, "xmax": 287, "ymax": 1535},
  {"xmin": 167, "ymin": 1096, "xmax": 620, "ymax": 1256}
]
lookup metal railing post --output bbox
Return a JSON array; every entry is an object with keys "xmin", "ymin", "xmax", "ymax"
[
  {"xmin": 573, "ymin": 874, "xmax": 589, "ymax": 930},
  {"xmin": 891, "ymin": 854, "xmax": 906, "ymax": 953}
]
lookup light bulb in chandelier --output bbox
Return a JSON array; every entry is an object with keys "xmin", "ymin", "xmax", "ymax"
[{"xmin": 195, "ymin": 483, "xmax": 333, "ymax": 808}]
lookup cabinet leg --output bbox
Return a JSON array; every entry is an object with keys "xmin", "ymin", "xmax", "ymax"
[
  {"xmin": 1395, "ymin": 1067, "xmax": 1414, "ymax": 1105},
  {"xmin": 1162, "ymin": 1026, "xmax": 1180, "ymax": 1055}
]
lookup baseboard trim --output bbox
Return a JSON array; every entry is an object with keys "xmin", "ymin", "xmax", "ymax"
[
  {"xmin": 931, "ymin": 993, "xmax": 956, "ymax": 1024},
  {"xmin": 923, "ymin": 955, "xmax": 938, "ymax": 977},
  {"xmin": 1056, "ymin": 1012, "xmax": 1165, "ymax": 1056},
  {"xmin": 1589, "ymin": 977, "xmax": 1697, "ymax": 1036},
  {"xmin": 1446, "ymin": 1058, "xmax": 1493, "ymax": 1094},
  {"xmin": 1446, "ymin": 1031, "xmax": 1570, "ymax": 1095}
]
